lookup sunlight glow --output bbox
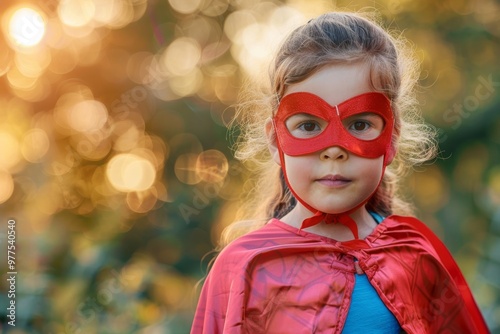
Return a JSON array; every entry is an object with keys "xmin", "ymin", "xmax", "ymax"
[{"xmin": 8, "ymin": 7, "xmax": 46, "ymax": 47}]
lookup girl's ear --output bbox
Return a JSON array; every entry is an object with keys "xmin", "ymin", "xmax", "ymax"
[
  {"xmin": 385, "ymin": 135, "xmax": 399, "ymax": 165},
  {"xmin": 265, "ymin": 118, "xmax": 281, "ymax": 165}
]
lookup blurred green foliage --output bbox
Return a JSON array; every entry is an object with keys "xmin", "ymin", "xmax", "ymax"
[{"xmin": 0, "ymin": 0, "xmax": 499, "ymax": 333}]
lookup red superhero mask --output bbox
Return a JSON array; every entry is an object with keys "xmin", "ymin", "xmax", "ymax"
[
  {"xmin": 272, "ymin": 92, "xmax": 396, "ymax": 238},
  {"xmin": 273, "ymin": 91, "xmax": 395, "ymax": 164}
]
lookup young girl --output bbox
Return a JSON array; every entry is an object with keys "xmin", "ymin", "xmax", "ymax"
[{"xmin": 191, "ymin": 12, "xmax": 489, "ymax": 333}]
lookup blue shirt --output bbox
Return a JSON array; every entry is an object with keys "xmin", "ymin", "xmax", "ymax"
[{"xmin": 342, "ymin": 212, "xmax": 401, "ymax": 333}]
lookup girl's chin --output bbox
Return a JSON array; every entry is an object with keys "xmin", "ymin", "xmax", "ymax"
[
  {"xmin": 303, "ymin": 204, "xmax": 365, "ymax": 216},
  {"xmin": 303, "ymin": 208, "xmax": 355, "ymax": 216}
]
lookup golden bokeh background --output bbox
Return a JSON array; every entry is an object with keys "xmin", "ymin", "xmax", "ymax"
[{"xmin": 0, "ymin": 0, "xmax": 499, "ymax": 332}]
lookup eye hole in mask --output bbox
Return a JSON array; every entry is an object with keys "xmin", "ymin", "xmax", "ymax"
[{"xmin": 285, "ymin": 112, "xmax": 385, "ymax": 141}]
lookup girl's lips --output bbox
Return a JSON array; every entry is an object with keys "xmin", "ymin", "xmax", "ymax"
[{"xmin": 316, "ymin": 174, "xmax": 351, "ymax": 187}]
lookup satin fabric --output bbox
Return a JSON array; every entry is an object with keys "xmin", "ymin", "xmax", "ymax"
[
  {"xmin": 273, "ymin": 92, "xmax": 396, "ymax": 164},
  {"xmin": 191, "ymin": 216, "xmax": 488, "ymax": 333}
]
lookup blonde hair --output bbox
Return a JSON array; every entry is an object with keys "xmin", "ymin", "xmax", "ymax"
[{"xmin": 220, "ymin": 11, "xmax": 437, "ymax": 248}]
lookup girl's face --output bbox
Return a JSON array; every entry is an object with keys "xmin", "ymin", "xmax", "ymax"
[{"xmin": 268, "ymin": 62, "xmax": 388, "ymax": 216}]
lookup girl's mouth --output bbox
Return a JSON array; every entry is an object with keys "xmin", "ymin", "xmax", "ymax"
[{"xmin": 316, "ymin": 174, "xmax": 351, "ymax": 187}]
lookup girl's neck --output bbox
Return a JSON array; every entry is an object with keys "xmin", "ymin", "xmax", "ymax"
[{"xmin": 279, "ymin": 204, "xmax": 378, "ymax": 241}]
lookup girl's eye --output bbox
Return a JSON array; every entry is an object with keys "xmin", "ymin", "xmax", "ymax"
[
  {"xmin": 285, "ymin": 114, "xmax": 326, "ymax": 138},
  {"xmin": 351, "ymin": 121, "xmax": 370, "ymax": 132},
  {"xmin": 299, "ymin": 122, "xmax": 320, "ymax": 132},
  {"xmin": 343, "ymin": 113, "xmax": 384, "ymax": 140}
]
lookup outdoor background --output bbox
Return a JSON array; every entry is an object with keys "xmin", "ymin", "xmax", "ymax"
[{"xmin": 0, "ymin": 0, "xmax": 499, "ymax": 333}]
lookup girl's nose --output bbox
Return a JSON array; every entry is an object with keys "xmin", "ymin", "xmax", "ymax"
[{"xmin": 320, "ymin": 145, "xmax": 348, "ymax": 161}]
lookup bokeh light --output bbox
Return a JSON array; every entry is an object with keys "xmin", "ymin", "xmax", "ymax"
[
  {"xmin": 21, "ymin": 128, "xmax": 50, "ymax": 163},
  {"xmin": 0, "ymin": 130, "xmax": 22, "ymax": 171},
  {"xmin": 126, "ymin": 188, "xmax": 158, "ymax": 213},
  {"xmin": 7, "ymin": 7, "xmax": 46, "ymax": 47},
  {"xmin": 174, "ymin": 153, "xmax": 201, "ymax": 185},
  {"xmin": 93, "ymin": 0, "xmax": 134, "ymax": 29},
  {"xmin": 67, "ymin": 100, "xmax": 109, "ymax": 133},
  {"xmin": 106, "ymin": 153, "xmax": 156, "ymax": 192},
  {"xmin": 225, "ymin": 6, "xmax": 306, "ymax": 77},
  {"xmin": 201, "ymin": 0, "xmax": 230, "ymax": 17},
  {"xmin": 58, "ymin": 0, "xmax": 95, "ymax": 28},
  {"xmin": 0, "ymin": 49, "xmax": 12, "ymax": 76},
  {"xmin": 15, "ymin": 47, "xmax": 51, "ymax": 78},
  {"xmin": 162, "ymin": 37, "xmax": 201, "ymax": 76},
  {"xmin": 411, "ymin": 165, "xmax": 450, "ymax": 212},
  {"xmin": 168, "ymin": 0, "xmax": 203, "ymax": 15},
  {"xmin": 169, "ymin": 67, "xmax": 203, "ymax": 97},
  {"xmin": 0, "ymin": 170, "xmax": 14, "ymax": 204},
  {"xmin": 195, "ymin": 149, "xmax": 228, "ymax": 183}
]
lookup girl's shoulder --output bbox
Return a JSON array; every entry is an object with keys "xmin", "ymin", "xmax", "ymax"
[
  {"xmin": 372, "ymin": 214, "xmax": 444, "ymax": 258},
  {"xmin": 214, "ymin": 218, "xmax": 314, "ymax": 267},
  {"xmin": 207, "ymin": 219, "xmax": 283, "ymax": 276},
  {"xmin": 380, "ymin": 214, "xmax": 438, "ymax": 236},
  {"xmin": 219, "ymin": 219, "xmax": 292, "ymax": 254}
]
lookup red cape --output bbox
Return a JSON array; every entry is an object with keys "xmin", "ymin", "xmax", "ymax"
[{"xmin": 191, "ymin": 216, "xmax": 489, "ymax": 333}]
